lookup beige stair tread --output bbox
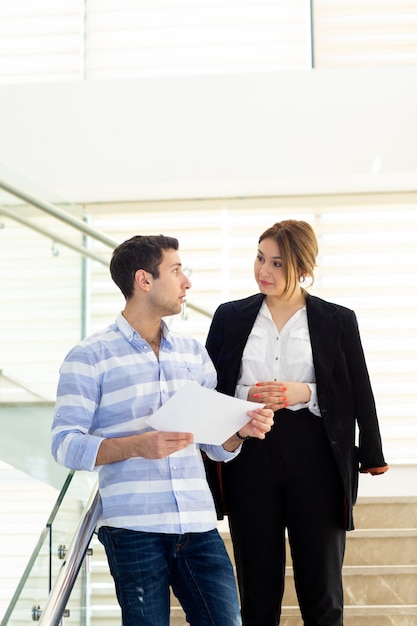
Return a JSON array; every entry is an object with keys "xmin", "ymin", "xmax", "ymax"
[
  {"xmin": 281, "ymin": 564, "xmax": 417, "ymax": 575},
  {"xmin": 341, "ymin": 564, "xmax": 417, "ymax": 575},
  {"xmin": 279, "ymin": 605, "xmax": 417, "ymax": 615}
]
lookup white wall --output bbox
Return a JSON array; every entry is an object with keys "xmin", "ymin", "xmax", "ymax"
[{"xmin": 0, "ymin": 66, "xmax": 416, "ymax": 203}]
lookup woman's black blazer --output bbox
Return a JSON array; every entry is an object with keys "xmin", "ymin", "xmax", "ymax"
[{"xmin": 205, "ymin": 292, "xmax": 388, "ymax": 530}]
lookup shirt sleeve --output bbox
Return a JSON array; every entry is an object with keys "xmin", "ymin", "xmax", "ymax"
[
  {"xmin": 235, "ymin": 384, "xmax": 251, "ymax": 400},
  {"xmin": 305, "ymin": 383, "xmax": 321, "ymax": 416},
  {"xmin": 51, "ymin": 345, "xmax": 103, "ymax": 471},
  {"xmin": 200, "ymin": 443, "xmax": 241, "ymax": 463}
]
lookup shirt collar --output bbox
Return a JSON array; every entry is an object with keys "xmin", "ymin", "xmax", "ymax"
[
  {"xmin": 259, "ymin": 300, "xmax": 307, "ymax": 326},
  {"xmin": 115, "ymin": 312, "xmax": 170, "ymax": 345}
]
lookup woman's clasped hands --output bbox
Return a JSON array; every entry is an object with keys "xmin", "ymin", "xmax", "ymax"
[{"xmin": 248, "ymin": 381, "xmax": 312, "ymax": 412}]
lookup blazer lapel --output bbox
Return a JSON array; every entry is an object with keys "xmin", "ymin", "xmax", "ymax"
[
  {"xmin": 306, "ymin": 295, "xmax": 342, "ymax": 395},
  {"xmin": 218, "ymin": 294, "xmax": 265, "ymax": 395}
]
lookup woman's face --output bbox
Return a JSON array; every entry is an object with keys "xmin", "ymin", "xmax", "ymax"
[{"xmin": 254, "ymin": 237, "xmax": 288, "ymax": 297}]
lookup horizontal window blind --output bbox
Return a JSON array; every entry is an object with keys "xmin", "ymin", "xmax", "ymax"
[
  {"xmin": 0, "ymin": 207, "xmax": 85, "ymax": 400},
  {"xmin": 85, "ymin": 0, "xmax": 309, "ymax": 79},
  {"xmin": 1, "ymin": 1, "xmax": 417, "ymax": 84},
  {"xmin": 0, "ymin": 0, "xmax": 82, "ymax": 84},
  {"xmin": 313, "ymin": 0, "xmax": 417, "ymax": 67}
]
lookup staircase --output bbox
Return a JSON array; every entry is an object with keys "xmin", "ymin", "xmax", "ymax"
[
  {"xmin": 88, "ymin": 497, "xmax": 417, "ymax": 626},
  {"xmin": 4, "ymin": 467, "xmax": 416, "ymax": 626}
]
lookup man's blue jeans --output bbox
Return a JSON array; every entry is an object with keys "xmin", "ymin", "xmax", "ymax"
[{"xmin": 97, "ymin": 526, "xmax": 242, "ymax": 626}]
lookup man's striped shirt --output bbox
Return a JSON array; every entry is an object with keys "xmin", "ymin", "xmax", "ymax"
[{"xmin": 52, "ymin": 313, "xmax": 238, "ymax": 533}]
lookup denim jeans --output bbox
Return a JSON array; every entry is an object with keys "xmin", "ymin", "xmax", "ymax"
[{"xmin": 97, "ymin": 526, "xmax": 242, "ymax": 626}]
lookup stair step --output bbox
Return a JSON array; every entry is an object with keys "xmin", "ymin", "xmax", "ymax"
[
  {"xmin": 168, "ymin": 566, "xmax": 417, "ymax": 608},
  {"xmin": 281, "ymin": 565, "xmax": 417, "ymax": 606},
  {"xmin": 89, "ymin": 534, "xmax": 417, "ymax": 611},
  {"xmin": 168, "ymin": 604, "xmax": 417, "ymax": 626},
  {"xmin": 344, "ymin": 529, "xmax": 417, "ymax": 566},
  {"xmin": 218, "ymin": 497, "xmax": 417, "ymax": 531},
  {"xmin": 90, "ymin": 564, "xmax": 417, "ymax": 606},
  {"xmin": 218, "ymin": 527, "xmax": 417, "ymax": 567},
  {"xmin": 353, "ymin": 497, "xmax": 417, "ymax": 528},
  {"xmin": 91, "ymin": 605, "xmax": 417, "ymax": 626}
]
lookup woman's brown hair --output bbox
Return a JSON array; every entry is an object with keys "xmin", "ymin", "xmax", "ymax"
[{"xmin": 258, "ymin": 220, "xmax": 318, "ymax": 297}]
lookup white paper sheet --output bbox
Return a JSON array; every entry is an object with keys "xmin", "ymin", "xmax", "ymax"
[{"xmin": 145, "ymin": 381, "xmax": 264, "ymax": 445}]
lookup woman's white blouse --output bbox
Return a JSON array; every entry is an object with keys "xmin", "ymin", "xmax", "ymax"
[{"xmin": 235, "ymin": 301, "xmax": 321, "ymax": 416}]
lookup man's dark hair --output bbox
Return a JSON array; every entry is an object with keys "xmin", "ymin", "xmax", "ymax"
[{"xmin": 110, "ymin": 234, "xmax": 179, "ymax": 299}]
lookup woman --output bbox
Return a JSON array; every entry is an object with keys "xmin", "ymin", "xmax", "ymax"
[{"xmin": 206, "ymin": 220, "xmax": 388, "ymax": 626}]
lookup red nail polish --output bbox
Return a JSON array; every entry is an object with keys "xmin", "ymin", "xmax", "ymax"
[
  {"xmin": 253, "ymin": 394, "xmax": 259, "ymax": 399},
  {"xmin": 255, "ymin": 382, "xmax": 260, "ymax": 387}
]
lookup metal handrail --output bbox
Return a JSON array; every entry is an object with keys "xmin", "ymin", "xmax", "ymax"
[
  {"xmin": 0, "ymin": 177, "xmax": 212, "ymax": 318},
  {"xmin": 0, "ymin": 369, "xmax": 50, "ymax": 402},
  {"xmin": 38, "ymin": 484, "xmax": 101, "ymax": 626},
  {"xmin": 0, "ymin": 203, "xmax": 109, "ymax": 265},
  {"xmin": 0, "ymin": 177, "xmax": 116, "ymax": 248}
]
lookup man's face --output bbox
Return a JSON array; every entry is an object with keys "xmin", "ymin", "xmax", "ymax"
[{"xmin": 148, "ymin": 248, "xmax": 191, "ymax": 317}]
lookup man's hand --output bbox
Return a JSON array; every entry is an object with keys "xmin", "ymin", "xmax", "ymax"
[
  {"xmin": 96, "ymin": 431, "xmax": 194, "ymax": 465},
  {"xmin": 222, "ymin": 407, "xmax": 274, "ymax": 452},
  {"xmin": 134, "ymin": 431, "xmax": 194, "ymax": 459}
]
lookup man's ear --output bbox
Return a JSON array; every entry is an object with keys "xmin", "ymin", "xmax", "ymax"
[{"xmin": 135, "ymin": 269, "xmax": 151, "ymax": 291}]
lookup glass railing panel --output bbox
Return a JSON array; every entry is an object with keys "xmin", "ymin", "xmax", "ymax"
[
  {"xmin": 87, "ymin": 533, "xmax": 121, "ymax": 626},
  {"xmin": 2, "ymin": 526, "xmax": 51, "ymax": 626},
  {"xmin": 1, "ymin": 471, "xmax": 97, "ymax": 626},
  {"xmin": 54, "ymin": 535, "xmax": 122, "ymax": 626},
  {"xmin": 37, "ymin": 484, "xmax": 101, "ymax": 626},
  {"xmin": 47, "ymin": 472, "xmax": 97, "ymax": 587}
]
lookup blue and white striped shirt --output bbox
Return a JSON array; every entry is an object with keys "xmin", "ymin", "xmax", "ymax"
[{"xmin": 52, "ymin": 313, "xmax": 238, "ymax": 534}]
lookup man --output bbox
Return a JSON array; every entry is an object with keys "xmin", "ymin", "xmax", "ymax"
[{"xmin": 51, "ymin": 234, "xmax": 273, "ymax": 626}]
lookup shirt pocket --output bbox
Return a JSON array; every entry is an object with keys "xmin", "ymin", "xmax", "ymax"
[
  {"xmin": 287, "ymin": 327, "xmax": 313, "ymax": 366},
  {"xmin": 241, "ymin": 326, "xmax": 269, "ymax": 365},
  {"xmin": 171, "ymin": 363, "xmax": 199, "ymax": 381},
  {"xmin": 239, "ymin": 327, "xmax": 270, "ymax": 383}
]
